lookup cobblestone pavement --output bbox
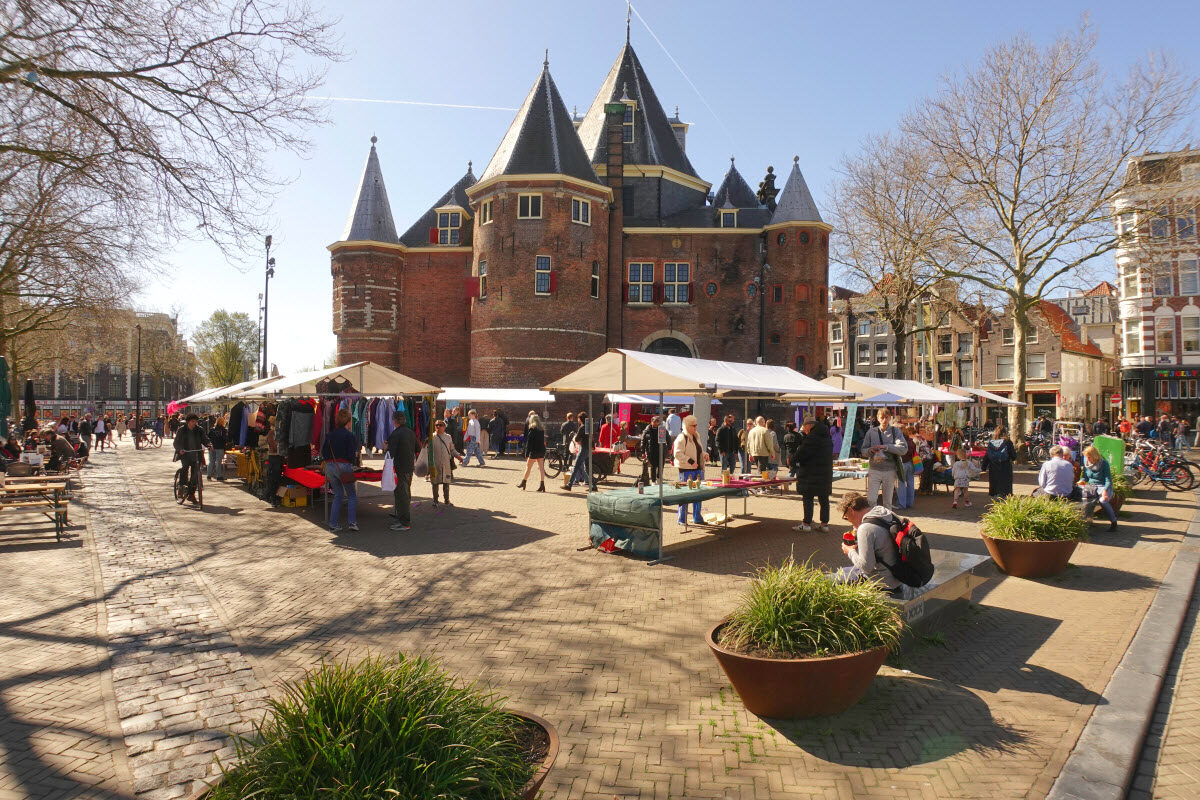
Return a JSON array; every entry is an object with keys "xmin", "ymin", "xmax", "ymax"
[
  {"xmin": 2, "ymin": 446, "xmax": 1196, "ymax": 798},
  {"xmin": 1129, "ymin": 563, "xmax": 1200, "ymax": 799}
]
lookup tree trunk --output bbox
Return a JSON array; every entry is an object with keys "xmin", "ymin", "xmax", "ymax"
[
  {"xmin": 1009, "ymin": 303, "xmax": 1030, "ymax": 441},
  {"xmin": 894, "ymin": 329, "xmax": 908, "ymax": 381}
]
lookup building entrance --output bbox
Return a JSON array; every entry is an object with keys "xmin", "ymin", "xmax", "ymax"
[{"xmin": 642, "ymin": 337, "xmax": 693, "ymax": 358}]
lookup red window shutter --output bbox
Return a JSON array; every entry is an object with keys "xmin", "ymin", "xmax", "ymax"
[
  {"xmin": 653, "ymin": 282, "xmax": 664, "ymax": 305},
  {"xmin": 428, "ymin": 227, "xmax": 439, "ymax": 244},
  {"xmin": 687, "ymin": 281, "xmax": 694, "ymax": 304},
  {"xmin": 549, "ymin": 271, "xmax": 558, "ymax": 293},
  {"xmin": 623, "ymin": 282, "xmax": 630, "ymax": 303},
  {"xmin": 463, "ymin": 278, "xmax": 479, "ymax": 299}
]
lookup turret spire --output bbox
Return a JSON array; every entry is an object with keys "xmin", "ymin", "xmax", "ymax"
[{"xmin": 341, "ymin": 136, "xmax": 398, "ymax": 243}]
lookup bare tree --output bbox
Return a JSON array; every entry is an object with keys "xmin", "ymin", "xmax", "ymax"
[
  {"xmin": 903, "ymin": 23, "xmax": 1196, "ymax": 436},
  {"xmin": 830, "ymin": 133, "xmax": 961, "ymax": 381}
]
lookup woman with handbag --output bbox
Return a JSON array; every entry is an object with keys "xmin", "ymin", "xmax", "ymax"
[
  {"xmin": 673, "ymin": 415, "xmax": 708, "ymax": 525},
  {"xmin": 430, "ymin": 418, "xmax": 464, "ymax": 506},
  {"xmin": 321, "ymin": 409, "xmax": 361, "ymax": 532},
  {"xmin": 517, "ymin": 414, "xmax": 548, "ymax": 491}
]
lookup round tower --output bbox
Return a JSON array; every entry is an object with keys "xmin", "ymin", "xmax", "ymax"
[{"xmin": 466, "ymin": 60, "xmax": 612, "ymax": 389}]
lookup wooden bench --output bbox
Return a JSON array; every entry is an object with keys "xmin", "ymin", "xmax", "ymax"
[
  {"xmin": 889, "ymin": 550, "xmax": 996, "ymax": 639},
  {"xmin": 0, "ymin": 492, "xmax": 70, "ymax": 541}
]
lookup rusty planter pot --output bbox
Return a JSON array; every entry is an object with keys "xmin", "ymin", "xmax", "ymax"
[
  {"xmin": 981, "ymin": 534, "xmax": 1080, "ymax": 578},
  {"xmin": 186, "ymin": 710, "xmax": 558, "ymax": 800},
  {"xmin": 707, "ymin": 621, "xmax": 889, "ymax": 719},
  {"xmin": 1111, "ymin": 495, "xmax": 1125, "ymax": 514}
]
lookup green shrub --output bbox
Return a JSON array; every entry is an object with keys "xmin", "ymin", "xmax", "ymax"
[
  {"xmin": 980, "ymin": 495, "xmax": 1088, "ymax": 542},
  {"xmin": 208, "ymin": 653, "xmax": 535, "ymax": 800},
  {"xmin": 719, "ymin": 557, "xmax": 903, "ymax": 659},
  {"xmin": 1112, "ymin": 473, "xmax": 1133, "ymax": 501}
]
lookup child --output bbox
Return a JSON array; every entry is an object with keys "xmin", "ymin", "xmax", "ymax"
[{"xmin": 951, "ymin": 448, "xmax": 980, "ymax": 509}]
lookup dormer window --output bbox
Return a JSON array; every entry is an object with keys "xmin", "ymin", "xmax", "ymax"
[
  {"xmin": 480, "ymin": 200, "xmax": 493, "ymax": 225},
  {"xmin": 720, "ymin": 210, "xmax": 737, "ymax": 228},
  {"xmin": 437, "ymin": 211, "xmax": 462, "ymax": 244},
  {"xmin": 623, "ymin": 101, "xmax": 637, "ymax": 143}
]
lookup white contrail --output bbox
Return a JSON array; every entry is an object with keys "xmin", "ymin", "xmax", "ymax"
[
  {"xmin": 309, "ymin": 95, "xmax": 517, "ymax": 112},
  {"xmin": 627, "ymin": 2, "xmax": 737, "ymax": 148}
]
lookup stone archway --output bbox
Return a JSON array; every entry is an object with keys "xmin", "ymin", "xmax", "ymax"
[{"xmin": 638, "ymin": 330, "xmax": 697, "ymax": 358}]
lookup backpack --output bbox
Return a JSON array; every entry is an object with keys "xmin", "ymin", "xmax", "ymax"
[
  {"xmin": 869, "ymin": 510, "xmax": 935, "ymax": 587},
  {"xmin": 987, "ymin": 441, "xmax": 1009, "ymax": 464}
]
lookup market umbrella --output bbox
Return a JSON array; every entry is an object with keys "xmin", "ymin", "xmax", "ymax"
[
  {"xmin": 22, "ymin": 379, "xmax": 35, "ymax": 433},
  {"xmin": 0, "ymin": 357, "xmax": 10, "ymax": 437}
]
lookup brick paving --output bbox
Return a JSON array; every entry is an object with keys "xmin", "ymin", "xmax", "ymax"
[{"xmin": 1, "ymin": 446, "xmax": 1196, "ymax": 798}]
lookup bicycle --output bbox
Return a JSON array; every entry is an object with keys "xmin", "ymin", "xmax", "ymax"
[
  {"xmin": 173, "ymin": 449, "xmax": 205, "ymax": 509},
  {"xmin": 1126, "ymin": 441, "xmax": 1194, "ymax": 491},
  {"xmin": 133, "ymin": 430, "xmax": 162, "ymax": 449}
]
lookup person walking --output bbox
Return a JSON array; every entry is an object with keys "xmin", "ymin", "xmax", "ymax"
[
  {"xmin": 673, "ymin": 415, "xmax": 707, "ymax": 525},
  {"xmin": 387, "ymin": 411, "xmax": 417, "ymax": 531},
  {"xmin": 782, "ymin": 421, "xmax": 800, "ymax": 478},
  {"xmin": 664, "ymin": 408, "xmax": 683, "ymax": 441},
  {"xmin": 792, "ymin": 415, "xmax": 833, "ymax": 532},
  {"xmin": 640, "ymin": 415, "xmax": 664, "ymax": 484},
  {"xmin": 738, "ymin": 419, "xmax": 754, "ymax": 474},
  {"xmin": 208, "ymin": 417, "xmax": 229, "ymax": 480},
  {"xmin": 462, "ymin": 409, "xmax": 486, "ymax": 466},
  {"xmin": 429, "ymin": 418, "xmax": 463, "ymax": 506},
  {"xmin": 861, "ymin": 409, "xmax": 906, "ymax": 509},
  {"xmin": 564, "ymin": 412, "xmax": 595, "ymax": 491},
  {"xmin": 517, "ymin": 414, "xmax": 548, "ymax": 491},
  {"xmin": 116, "ymin": 413, "xmax": 128, "ymax": 441},
  {"xmin": 93, "ymin": 414, "xmax": 107, "ymax": 452},
  {"xmin": 1174, "ymin": 417, "xmax": 1190, "ymax": 451},
  {"xmin": 488, "ymin": 410, "xmax": 508, "ymax": 458},
  {"xmin": 765, "ymin": 419, "xmax": 783, "ymax": 479},
  {"xmin": 895, "ymin": 425, "xmax": 917, "ymax": 510},
  {"xmin": 746, "ymin": 417, "xmax": 775, "ymax": 475},
  {"xmin": 79, "ymin": 414, "xmax": 94, "ymax": 453},
  {"xmin": 981, "ymin": 425, "xmax": 1018, "ymax": 499},
  {"xmin": 321, "ymin": 409, "xmax": 360, "ymax": 531}
]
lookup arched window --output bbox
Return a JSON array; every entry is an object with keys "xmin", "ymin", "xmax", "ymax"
[
  {"xmin": 795, "ymin": 284, "xmax": 810, "ymax": 302},
  {"xmin": 795, "ymin": 355, "xmax": 807, "ymax": 374}
]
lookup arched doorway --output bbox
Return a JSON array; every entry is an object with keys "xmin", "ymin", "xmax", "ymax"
[{"xmin": 643, "ymin": 336, "xmax": 693, "ymax": 358}]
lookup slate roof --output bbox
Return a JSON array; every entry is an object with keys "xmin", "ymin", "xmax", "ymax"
[
  {"xmin": 769, "ymin": 156, "xmax": 824, "ymax": 226},
  {"xmin": 712, "ymin": 159, "xmax": 760, "ymax": 209},
  {"xmin": 399, "ymin": 165, "xmax": 478, "ymax": 247},
  {"xmin": 341, "ymin": 137, "xmax": 399, "ymax": 243},
  {"xmin": 1037, "ymin": 300, "xmax": 1103, "ymax": 357},
  {"xmin": 478, "ymin": 63, "xmax": 599, "ymax": 185},
  {"xmin": 576, "ymin": 43, "xmax": 701, "ymax": 180}
]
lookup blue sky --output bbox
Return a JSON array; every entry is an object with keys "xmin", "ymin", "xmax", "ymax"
[{"xmin": 148, "ymin": 0, "xmax": 1200, "ymax": 378}]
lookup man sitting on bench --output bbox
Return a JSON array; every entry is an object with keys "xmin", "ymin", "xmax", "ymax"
[
  {"xmin": 44, "ymin": 431, "xmax": 78, "ymax": 472},
  {"xmin": 833, "ymin": 492, "xmax": 903, "ymax": 595},
  {"xmin": 1037, "ymin": 446, "xmax": 1080, "ymax": 501}
]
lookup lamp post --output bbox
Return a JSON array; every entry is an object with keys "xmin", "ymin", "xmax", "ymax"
[
  {"xmin": 256, "ymin": 292, "xmax": 264, "ymax": 379},
  {"xmin": 134, "ymin": 322, "xmax": 142, "ymax": 449},
  {"xmin": 261, "ymin": 235, "xmax": 275, "ymax": 379}
]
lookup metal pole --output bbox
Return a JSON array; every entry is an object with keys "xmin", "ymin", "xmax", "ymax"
[
  {"xmin": 262, "ymin": 235, "xmax": 273, "ymax": 379},
  {"xmin": 135, "ymin": 323, "xmax": 142, "ymax": 448},
  {"xmin": 658, "ymin": 391, "xmax": 664, "ymax": 561}
]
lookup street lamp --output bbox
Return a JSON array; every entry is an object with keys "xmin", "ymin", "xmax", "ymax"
[
  {"xmin": 261, "ymin": 236, "xmax": 275, "ymax": 379},
  {"xmin": 134, "ymin": 322, "xmax": 142, "ymax": 449},
  {"xmin": 256, "ymin": 292, "xmax": 264, "ymax": 379}
]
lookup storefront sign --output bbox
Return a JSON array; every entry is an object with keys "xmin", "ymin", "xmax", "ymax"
[{"xmin": 1156, "ymin": 369, "xmax": 1200, "ymax": 378}]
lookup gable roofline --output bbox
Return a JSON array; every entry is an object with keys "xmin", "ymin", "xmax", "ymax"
[
  {"xmin": 398, "ymin": 165, "xmax": 479, "ymax": 248},
  {"xmin": 340, "ymin": 136, "xmax": 400, "ymax": 244},
  {"xmin": 1035, "ymin": 299, "xmax": 1104, "ymax": 357}
]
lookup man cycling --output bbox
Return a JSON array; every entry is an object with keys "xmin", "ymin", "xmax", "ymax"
[{"xmin": 173, "ymin": 413, "xmax": 210, "ymax": 503}]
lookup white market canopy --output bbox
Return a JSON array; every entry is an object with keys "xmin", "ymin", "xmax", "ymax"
[
  {"xmin": 813, "ymin": 375, "xmax": 969, "ymax": 405},
  {"xmin": 180, "ymin": 377, "xmax": 278, "ymax": 404},
  {"xmin": 543, "ymin": 349, "xmax": 856, "ymax": 400},
  {"xmin": 605, "ymin": 393, "xmax": 721, "ymax": 406},
  {"xmin": 438, "ymin": 387, "xmax": 555, "ymax": 404},
  {"xmin": 234, "ymin": 361, "xmax": 441, "ymax": 399},
  {"xmin": 942, "ymin": 384, "xmax": 1027, "ymax": 407}
]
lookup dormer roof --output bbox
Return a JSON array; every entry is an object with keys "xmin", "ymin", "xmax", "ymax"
[
  {"xmin": 769, "ymin": 156, "xmax": 824, "ymax": 226},
  {"xmin": 576, "ymin": 43, "xmax": 700, "ymax": 180},
  {"xmin": 712, "ymin": 158, "xmax": 759, "ymax": 209},
  {"xmin": 478, "ymin": 61, "xmax": 600, "ymax": 185},
  {"xmin": 341, "ymin": 136, "xmax": 399, "ymax": 243},
  {"xmin": 399, "ymin": 164, "xmax": 477, "ymax": 247}
]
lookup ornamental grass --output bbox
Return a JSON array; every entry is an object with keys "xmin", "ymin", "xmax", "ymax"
[
  {"xmin": 980, "ymin": 495, "xmax": 1088, "ymax": 542},
  {"xmin": 719, "ymin": 557, "xmax": 903, "ymax": 659},
  {"xmin": 208, "ymin": 653, "xmax": 535, "ymax": 800},
  {"xmin": 1112, "ymin": 473, "xmax": 1133, "ymax": 501}
]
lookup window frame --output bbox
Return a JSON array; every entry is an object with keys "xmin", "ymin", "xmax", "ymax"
[
  {"xmin": 590, "ymin": 261, "xmax": 600, "ymax": 299},
  {"xmin": 1122, "ymin": 266, "xmax": 1139, "ymax": 298},
  {"xmin": 1150, "ymin": 207, "xmax": 1171, "ymax": 239},
  {"xmin": 1002, "ymin": 327, "xmax": 1014, "ymax": 346},
  {"xmin": 1176, "ymin": 210, "xmax": 1195, "ymax": 240},
  {"xmin": 771, "ymin": 284, "xmax": 784, "ymax": 304},
  {"xmin": 996, "ymin": 354, "xmax": 1014, "ymax": 382},
  {"xmin": 478, "ymin": 260, "xmax": 487, "ymax": 300},
  {"xmin": 627, "ymin": 262, "xmax": 655, "ymax": 304},
  {"xmin": 832, "ymin": 348, "xmax": 844, "ymax": 369},
  {"xmin": 874, "ymin": 342, "xmax": 889, "ymax": 364},
  {"xmin": 663, "ymin": 261, "xmax": 690, "ymax": 304},
  {"xmin": 957, "ymin": 331, "xmax": 973, "ymax": 354},
  {"xmin": 1180, "ymin": 259, "xmax": 1199, "ymax": 296},
  {"xmin": 1026, "ymin": 352, "xmax": 1047, "ymax": 381},
  {"xmin": 517, "ymin": 193, "xmax": 543, "ymax": 220},
  {"xmin": 622, "ymin": 100, "xmax": 637, "ymax": 143},
  {"xmin": 1124, "ymin": 318, "xmax": 1141, "ymax": 355},
  {"xmin": 534, "ymin": 255, "xmax": 552, "ymax": 295},
  {"xmin": 857, "ymin": 319, "xmax": 871, "ymax": 337},
  {"xmin": 1156, "ymin": 315, "xmax": 1176, "ymax": 354},
  {"xmin": 937, "ymin": 333, "xmax": 953, "ymax": 355},
  {"xmin": 873, "ymin": 321, "xmax": 887, "ymax": 336},
  {"xmin": 937, "ymin": 362, "xmax": 953, "ymax": 384},
  {"xmin": 720, "ymin": 210, "xmax": 737, "ymax": 228},
  {"xmin": 437, "ymin": 210, "xmax": 462, "ymax": 245},
  {"xmin": 830, "ymin": 321, "xmax": 843, "ymax": 343},
  {"xmin": 1027, "ymin": 327, "xmax": 1038, "ymax": 345},
  {"xmin": 1153, "ymin": 264, "xmax": 1174, "ymax": 297},
  {"xmin": 1182, "ymin": 315, "xmax": 1200, "ymax": 353},
  {"xmin": 571, "ymin": 197, "xmax": 591, "ymax": 226},
  {"xmin": 480, "ymin": 199, "xmax": 493, "ymax": 225},
  {"xmin": 856, "ymin": 342, "xmax": 871, "ymax": 365}
]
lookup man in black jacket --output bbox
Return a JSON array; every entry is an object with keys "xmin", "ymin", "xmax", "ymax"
[
  {"xmin": 488, "ymin": 410, "xmax": 507, "ymax": 457},
  {"xmin": 173, "ymin": 414, "xmax": 210, "ymax": 503},
  {"xmin": 387, "ymin": 411, "xmax": 418, "ymax": 531},
  {"xmin": 716, "ymin": 414, "xmax": 740, "ymax": 473},
  {"xmin": 792, "ymin": 415, "xmax": 834, "ymax": 532},
  {"xmin": 640, "ymin": 415, "xmax": 664, "ymax": 484}
]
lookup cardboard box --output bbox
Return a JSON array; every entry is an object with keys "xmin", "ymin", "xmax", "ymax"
[{"xmin": 277, "ymin": 485, "xmax": 308, "ymax": 506}]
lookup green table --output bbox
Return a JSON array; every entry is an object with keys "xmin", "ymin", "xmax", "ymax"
[{"xmin": 587, "ymin": 484, "xmax": 747, "ymax": 559}]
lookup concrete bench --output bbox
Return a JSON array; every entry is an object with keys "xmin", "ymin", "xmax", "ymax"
[{"xmin": 889, "ymin": 550, "xmax": 996, "ymax": 634}]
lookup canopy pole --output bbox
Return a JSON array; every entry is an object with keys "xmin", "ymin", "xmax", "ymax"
[
  {"xmin": 648, "ymin": 390, "xmax": 673, "ymax": 565},
  {"xmin": 587, "ymin": 393, "xmax": 593, "ymax": 492}
]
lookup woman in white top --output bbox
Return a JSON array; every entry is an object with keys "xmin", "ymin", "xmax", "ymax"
[
  {"xmin": 673, "ymin": 415, "xmax": 708, "ymax": 525},
  {"xmin": 462, "ymin": 409, "xmax": 485, "ymax": 466}
]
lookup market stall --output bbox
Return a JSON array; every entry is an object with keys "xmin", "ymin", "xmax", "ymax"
[{"xmin": 543, "ymin": 349, "xmax": 856, "ymax": 562}]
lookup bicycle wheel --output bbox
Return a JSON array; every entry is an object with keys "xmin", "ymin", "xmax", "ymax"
[
  {"xmin": 196, "ymin": 471, "xmax": 204, "ymax": 509},
  {"xmin": 1163, "ymin": 464, "xmax": 1195, "ymax": 491},
  {"xmin": 544, "ymin": 452, "xmax": 562, "ymax": 479},
  {"xmin": 173, "ymin": 468, "xmax": 185, "ymax": 503},
  {"xmin": 152, "ymin": 433, "xmax": 162, "ymax": 448}
]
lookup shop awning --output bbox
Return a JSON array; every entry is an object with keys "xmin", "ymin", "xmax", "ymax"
[
  {"xmin": 810, "ymin": 375, "xmax": 969, "ymax": 405},
  {"xmin": 543, "ymin": 349, "xmax": 855, "ymax": 400},
  {"xmin": 605, "ymin": 393, "xmax": 721, "ymax": 405},
  {"xmin": 180, "ymin": 377, "xmax": 278, "ymax": 404},
  {"xmin": 437, "ymin": 387, "xmax": 555, "ymax": 404},
  {"xmin": 235, "ymin": 361, "xmax": 441, "ymax": 398},
  {"xmin": 942, "ymin": 384, "xmax": 1027, "ymax": 407}
]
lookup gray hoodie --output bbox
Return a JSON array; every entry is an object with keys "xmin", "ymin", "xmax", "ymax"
[{"xmin": 847, "ymin": 506, "xmax": 902, "ymax": 589}]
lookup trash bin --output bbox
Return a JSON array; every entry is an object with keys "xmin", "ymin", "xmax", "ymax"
[{"xmin": 1093, "ymin": 434, "xmax": 1125, "ymax": 470}]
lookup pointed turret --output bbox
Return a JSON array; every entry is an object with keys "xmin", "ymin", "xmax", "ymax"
[
  {"xmin": 712, "ymin": 157, "xmax": 759, "ymax": 209},
  {"xmin": 478, "ymin": 61, "xmax": 599, "ymax": 185},
  {"xmin": 576, "ymin": 43, "xmax": 700, "ymax": 180},
  {"xmin": 341, "ymin": 136, "xmax": 399, "ymax": 243},
  {"xmin": 770, "ymin": 156, "xmax": 824, "ymax": 226}
]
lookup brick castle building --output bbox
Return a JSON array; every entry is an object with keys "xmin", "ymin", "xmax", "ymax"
[{"xmin": 329, "ymin": 39, "xmax": 830, "ymax": 389}]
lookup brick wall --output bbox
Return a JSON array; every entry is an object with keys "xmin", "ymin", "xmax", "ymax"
[{"xmin": 764, "ymin": 225, "xmax": 830, "ymax": 375}]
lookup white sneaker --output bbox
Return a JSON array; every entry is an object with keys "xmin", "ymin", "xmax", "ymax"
[
  {"xmin": 348, "ymin": 523, "xmax": 359, "ymax": 531},
  {"xmin": 329, "ymin": 525, "xmax": 343, "ymax": 532},
  {"xmin": 792, "ymin": 523, "xmax": 812, "ymax": 532},
  {"xmin": 817, "ymin": 525, "xmax": 829, "ymax": 533}
]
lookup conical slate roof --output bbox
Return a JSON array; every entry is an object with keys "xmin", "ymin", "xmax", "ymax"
[
  {"xmin": 769, "ymin": 156, "xmax": 824, "ymax": 225},
  {"xmin": 712, "ymin": 158, "xmax": 759, "ymax": 209},
  {"xmin": 479, "ymin": 62, "xmax": 599, "ymax": 185},
  {"xmin": 400, "ymin": 164, "xmax": 478, "ymax": 247},
  {"xmin": 341, "ymin": 137, "xmax": 399, "ymax": 243},
  {"xmin": 576, "ymin": 43, "xmax": 700, "ymax": 179}
]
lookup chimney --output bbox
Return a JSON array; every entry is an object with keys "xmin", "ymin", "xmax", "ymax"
[
  {"xmin": 604, "ymin": 97, "xmax": 627, "ymax": 349},
  {"xmin": 669, "ymin": 106, "xmax": 688, "ymax": 154}
]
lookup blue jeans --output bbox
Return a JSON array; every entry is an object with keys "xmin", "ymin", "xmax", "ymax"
[
  {"xmin": 463, "ymin": 440, "xmax": 485, "ymax": 466},
  {"xmin": 567, "ymin": 452, "xmax": 592, "ymax": 488},
  {"xmin": 739, "ymin": 450, "xmax": 749, "ymax": 474},
  {"xmin": 207, "ymin": 449, "xmax": 225, "ymax": 479},
  {"xmin": 896, "ymin": 462, "xmax": 915, "ymax": 508},
  {"xmin": 720, "ymin": 452, "xmax": 738, "ymax": 473},
  {"xmin": 677, "ymin": 469, "xmax": 704, "ymax": 523},
  {"xmin": 325, "ymin": 462, "xmax": 357, "ymax": 527}
]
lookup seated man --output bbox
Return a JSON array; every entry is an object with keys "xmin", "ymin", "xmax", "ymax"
[
  {"xmin": 44, "ymin": 431, "xmax": 77, "ymax": 472},
  {"xmin": 834, "ymin": 492, "xmax": 903, "ymax": 595},
  {"xmin": 1037, "ymin": 446, "xmax": 1080, "ymax": 500}
]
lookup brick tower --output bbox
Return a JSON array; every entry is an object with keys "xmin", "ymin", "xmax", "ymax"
[
  {"xmin": 465, "ymin": 58, "xmax": 612, "ymax": 388},
  {"xmin": 763, "ymin": 156, "xmax": 832, "ymax": 375}
]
